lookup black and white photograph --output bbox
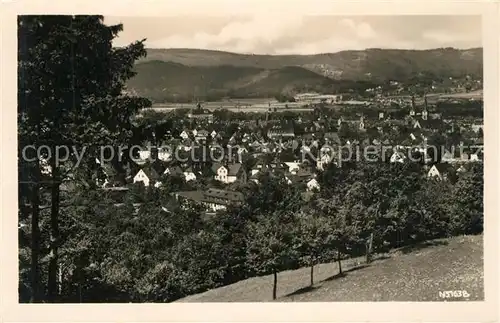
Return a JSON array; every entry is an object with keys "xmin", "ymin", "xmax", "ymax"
[{"xmin": 2, "ymin": 0, "xmax": 499, "ymax": 321}]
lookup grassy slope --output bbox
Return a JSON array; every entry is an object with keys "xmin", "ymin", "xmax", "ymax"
[{"xmin": 175, "ymin": 235, "xmax": 483, "ymax": 302}]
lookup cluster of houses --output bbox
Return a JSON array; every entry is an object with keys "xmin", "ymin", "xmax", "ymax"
[{"xmin": 92, "ymin": 94, "xmax": 483, "ymax": 214}]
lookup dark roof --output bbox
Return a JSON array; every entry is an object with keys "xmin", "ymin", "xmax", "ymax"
[
  {"xmin": 267, "ymin": 124, "xmax": 295, "ymax": 137},
  {"xmin": 295, "ymin": 168, "xmax": 314, "ymax": 178},
  {"xmin": 324, "ymin": 132, "xmax": 341, "ymax": 144},
  {"xmin": 228, "ymin": 163, "xmax": 243, "ymax": 176},
  {"xmin": 204, "ymin": 188, "xmax": 244, "ymax": 200},
  {"xmin": 417, "ymin": 119, "xmax": 444, "ymax": 129},
  {"xmin": 151, "ymin": 160, "xmax": 166, "ymax": 174},
  {"xmin": 176, "ymin": 190, "xmax": 205, "ymax": 201},
  {"xmin": 301, "ymin": 133, "xmax": 314, "ymax": 140},
  {"xmin": 141, "ymin": 167, "xmax": 160, "ymax": 180},
  {"xmin": 202, "ymin": 188, "xmax": 245, "ymax": 205},
  {"xmin": 433, "ymin": 163, "xmax": 455, "ymax": 174},
  {"xmin": 211, "ymin": 162, "xmax": 224, "ymax": 173},
  {"xmin": 102, "ymin": 186, "xmax": 129, "ymax": 191},
  {"xmin": 166, "ymin": 166, "xmax": 183, "ymax": 176}
]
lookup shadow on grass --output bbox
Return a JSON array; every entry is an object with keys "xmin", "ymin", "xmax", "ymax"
[
  {"xmin": 399, "ymin": 239, "xmax": 449, "ymax": 254},
  {"xmin": 284, "ymin": 285, "xmax": 320, "ymax": 297},
  {"xmin": 323, "ymin": 264, "xmax": 370, "ymax": 282},
  {"xmin": 282, "ymin": 264, "xmax": 371, "ymax": 298},
  {"xmin": 370, "ymin": 254, "xmax": 392, "ymax": 262},
  {"xmin": 323, "ymin": 271, "xmax": 347, "ymax": 282}
]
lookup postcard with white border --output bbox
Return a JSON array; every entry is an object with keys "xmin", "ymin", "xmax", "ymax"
[{"xmin": 1, "ymin": 0, "xmax": 499, "ymax": 322}]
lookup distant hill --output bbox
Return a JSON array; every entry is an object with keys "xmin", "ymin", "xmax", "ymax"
[
  {"xmin": 127, "ymin": 61, "xmax": 376, "ymax": 102},
  {"xmin": 128, "ymin": 47, "xmax": 483, "ymax": 102},
  {"xmin": 139, "ymin": 47, "xmax": 483, "ymax": 80}
]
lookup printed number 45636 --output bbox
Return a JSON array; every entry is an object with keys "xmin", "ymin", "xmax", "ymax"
[{"xmin": 439, "ymin": 290, "xmax": 470, "ymax": 299}]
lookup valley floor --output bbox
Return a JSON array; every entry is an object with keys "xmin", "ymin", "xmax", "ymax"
[{"xmin": 176, "ymin": 235, "xmax": 483, "ymax": 302}]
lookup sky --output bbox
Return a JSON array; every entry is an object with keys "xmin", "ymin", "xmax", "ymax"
[{"xmin": 104, "ymin": 15, "xmax": 482, "ymax": 55}]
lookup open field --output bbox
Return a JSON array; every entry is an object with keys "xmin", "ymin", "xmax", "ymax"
[
  {"xmin": 146, "ymin": 100, "xmax": 315, "ymax": 113},
  {"xmin": 143, "ymin": 89, "xmax": 483, "ymax": 114},
  {"xmin": 176, "ymin": 235, "xmax": 483, "ymax": 302},
  {"xmin": 439, "ymin": 89, "xmax": 483, "ymax": 99}
]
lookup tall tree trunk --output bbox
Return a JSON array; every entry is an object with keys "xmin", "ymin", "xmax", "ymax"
[
  {"xmin": 272, "ymin": 270, "xmax": 277, "ymax": 300},
  {"xmin": 47, "ymin": 162, "xmax": 60, "ymax": 302},
  {"xmin": 337, "ymin": 248, "xmax": 342, "ymax": 275},
  {"xmin": 58, "ymin": 265, "xmax": 63, "ymax": 295},
  {"xmin": 30, "ymin": 164, "xmax": 41, "ymax": 302},
  {"xmin": 310, "ymin": 264, "xmax": 314, "ymax": 287},
  {"xmin": 366, "ymin": 233, "xmax": 374, "ymax": 263}
]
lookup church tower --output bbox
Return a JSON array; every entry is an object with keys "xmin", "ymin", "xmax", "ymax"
[
  {"xmin": 359, "ymin": 115, "xmax": 365, "ymax": 130},
  {"xmin": 409, "ymin": 95, "xmax": 416, "ymax": 116},
  {"xmin": 422, "ymin": 95, "xmax": 428, "ymax": 120}
]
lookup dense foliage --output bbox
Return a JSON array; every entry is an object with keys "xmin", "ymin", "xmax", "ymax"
[{"xmin": 19, "ymin": 160, "xmax": 483, "ymax": 302}]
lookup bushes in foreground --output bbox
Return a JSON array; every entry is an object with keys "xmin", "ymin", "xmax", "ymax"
[{"xmin": 19, "ymin": 162, "xmax": 483, "ymax": 302}]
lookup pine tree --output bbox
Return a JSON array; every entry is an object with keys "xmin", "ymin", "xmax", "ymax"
[{"xmin": 18, "ymin": 15, "xmax": 151, "ymax": 302}]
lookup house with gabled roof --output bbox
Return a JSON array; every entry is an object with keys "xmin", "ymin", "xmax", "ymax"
[
  {"xmin": 95, "ymin": 161, "xmax": 115, "ymax": 188},
  {"xmin": 470, "ymin": 152, "xmax": 481, "ymax": 162},
  {"xmin": 316, "ymin": 152, "xmax": 333, "ymax": 170},
  {"xmin": 306, "ymin": 178, "xmax": 320, "ymax": 192},
  {"xmin": 390, "ymin": 151, "xmax": 407, "ymax": 163},
  {"xmin": 471, "ymin": 124, "xmax": 483, "ymax": 134},
  {"xmin": 157, "ymin": 147, "xmax": 171, "ymax": 162},
  {"xmin": 249, "ymin": 172, "xmax": 261, "ymax": 184},
  {"xmin": 212, "ymin": 162, "xmax": 247, "ymax": 184},
  {"xmin": 359, "ymin": 116, "xmax": 366, "ymax": 131},
  {"xmin": 175, "ymin": 188, "xmax": 245, "ymax": 213},
  {"xmin": 427, "ymin": 163, "xmax": 455, "ymax": 181},
  {"xmin": 441, "ymin": 149, "xmax": 455, "ymax": 163},
  {"xmin": 284, "ymin": 162, "xmax": 301, "ymax": 174},
  {"xmin": 133, "ymin": 166, "xmax": 162, "ymax": 187},
  {"xmin": 201, "ymin": 188, "xmax": 244, "ymax": 212},
  {"xmin": 195, "ymin": 129, "xmax": 209, "ymax": 142},
  {"xmin": 267, "ymin": 123, "xmax": 295, "ymax": 139},
  {"xmin": 183, "ymin": 167, "xmax": 198, "ymax": 182},
  {"xmin": 180, "ymin": 130, "xmax": 190, "ymax": 140}
]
